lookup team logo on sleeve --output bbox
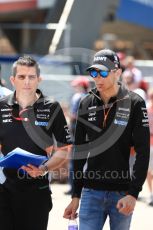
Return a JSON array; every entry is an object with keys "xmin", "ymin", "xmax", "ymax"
[
  {"xmin": 64, "ymin": 125, "xmax": 71, "ymax": 139},
  {"xmin": 141, "ymin": 107, "xmax": 149, "ymax": 127}
]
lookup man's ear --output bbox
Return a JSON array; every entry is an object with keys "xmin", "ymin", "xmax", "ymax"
[
  {"xmin": 10, "ymin": 76, "xmax": 15, "ymax": 87},
  {"xmin": 117, "ymin": 68, "xmax": 122, "ymax": 76},
  {"xmin": 116, "ymin": 68, "xmax": 122, "ymax": 80},
  {"xmin": 38, "ymin": 76, "xmax": 42, "ymax": 83}
]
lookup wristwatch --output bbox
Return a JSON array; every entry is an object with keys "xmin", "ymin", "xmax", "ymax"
[{"xmin": 39, "ymin": 163, "xmax": 49, "ymax": 176}]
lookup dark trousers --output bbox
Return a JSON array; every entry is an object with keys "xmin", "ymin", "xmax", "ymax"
[{"xmin": 0, "ymin": 184, "xmax": 52, "ymax": 230}]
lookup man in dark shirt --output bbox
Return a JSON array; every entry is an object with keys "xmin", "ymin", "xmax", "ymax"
[
  {"xmin": 0, "ymin": 56, "xmax": 71, "ymax": 230},
  {"xmin": 63, "ymin": 49, "xmax": 150, "ymax": 230}
]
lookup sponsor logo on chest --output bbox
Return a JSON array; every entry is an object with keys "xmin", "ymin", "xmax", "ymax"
[
  {"xmin": 36, "ymin": 113, "xmax": 50, "ymax": 120},
  {"xmin": 2, "ymin": 119, "xmax": 12, "ymax": 123},
  {"xmin": 1, "ymin": 108, "xmax": 12, "ymax": 112},
  {"xmin": 35, "ymin": 121, "xmax": 49, "ymax": 126},
  {"xmin": 114, "ymin": 119, "xmax": 128, "ymax": 126},
  {"xmin": 88, "ymin": 106, "xmax": 97, "ymax": 121}
]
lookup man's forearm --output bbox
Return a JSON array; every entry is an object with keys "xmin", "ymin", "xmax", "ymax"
[{"xmin": 45, "ymin": 149, "xmax": 68, "ymax": 171}]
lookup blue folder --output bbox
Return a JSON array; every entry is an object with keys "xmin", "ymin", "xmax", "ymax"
[{"xmin": 0, "ymin": 148, "xmax": 48, "ymax": 168}]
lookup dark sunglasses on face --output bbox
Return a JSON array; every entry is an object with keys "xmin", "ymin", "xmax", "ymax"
[{"xmin": 89, "ymin": 69, "xmax": 116, "ymax": 78}]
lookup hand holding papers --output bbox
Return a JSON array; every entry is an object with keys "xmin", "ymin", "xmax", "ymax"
[{"xmin": 0, "ymin": 148, "xmax": 48, "ymax": 169}]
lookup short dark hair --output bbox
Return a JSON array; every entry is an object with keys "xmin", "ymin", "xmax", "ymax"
[{"xmin": 12, "ymin": 56, "xmax": 40, "ymax": 77}]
